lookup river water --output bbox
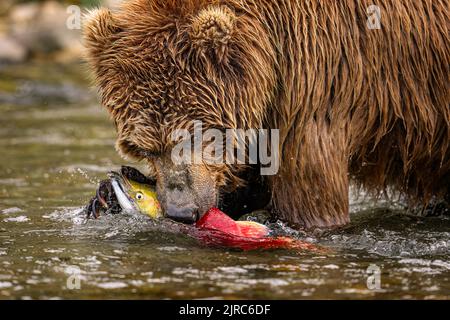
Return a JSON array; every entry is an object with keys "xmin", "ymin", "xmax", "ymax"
[{"xmin": 0, "ymin": 62, "xmax": 449, "ymax": 299}]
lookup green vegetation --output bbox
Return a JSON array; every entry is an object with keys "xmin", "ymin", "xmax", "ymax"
[
  {"xmin": 9, "ymin": 0, "xmax": 102, "ymax": 8},
  {"xmin": 78, "ymin": 0, "xmax": 102, "ymax": 8}
]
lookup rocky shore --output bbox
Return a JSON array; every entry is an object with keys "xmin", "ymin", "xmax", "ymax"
[{"xmin": 0, "ymin": 0, "xmax": 122, "ymax": 64}]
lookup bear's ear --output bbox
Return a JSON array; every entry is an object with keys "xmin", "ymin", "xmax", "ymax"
[
  {"xmin": 83, "ymin": 8, "xmax": 121, "ymax": 66},
  {"xmin": 190, "ymin": 6, "xmax": 236, "ymax": 64}
]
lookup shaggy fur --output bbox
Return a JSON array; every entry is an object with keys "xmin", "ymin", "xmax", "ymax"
[{"xmin": 84, "ymin": 0, "xmax": 450, "ymax": 228}]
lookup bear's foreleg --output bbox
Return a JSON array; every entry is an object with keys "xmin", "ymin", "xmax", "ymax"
[{"xmin": 271, "ymin": 121, "xmax": 350, "ymax": 228}]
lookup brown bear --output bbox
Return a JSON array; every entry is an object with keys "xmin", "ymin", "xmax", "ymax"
[{"xmin": 83, "ymin": 0, "xmax": 449, "ymax": 228}]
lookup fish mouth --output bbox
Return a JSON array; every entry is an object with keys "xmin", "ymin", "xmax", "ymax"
[{"xmin": 107, "ymin": 171, "xmax": 139, "ymax": 213}]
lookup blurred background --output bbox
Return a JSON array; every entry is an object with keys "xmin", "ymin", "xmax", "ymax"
[
  {"xmin": 0, "ymin": 0, "xmax": 123, "ymax": 104},
  {"xmin": 0, "ymin": 1, "xmax": 112, "ymax": 64},
  {"xmin": 0, "ymin": 0, "xmax": 127, "ymax": 204},
  {"xmin": 0, "ymin": 0, "xmax": 132, "ymax": 249}
]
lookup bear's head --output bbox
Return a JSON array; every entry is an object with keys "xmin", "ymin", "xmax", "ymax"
[{"xmin": 83, "ymin": 0, "xmax": 275, "ymax": 222}]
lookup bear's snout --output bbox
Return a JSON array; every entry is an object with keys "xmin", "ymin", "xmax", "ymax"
[
  {"xmin": 158, "ymin": 179, "xmax": 202, "ymax": 224},
  {"xmin": 151, "ymin": 157, "xmax": 218, "ymax": 224},
  {"xmin": 166, "ymin": 203, "xmax": 199, "ymax": 223}
]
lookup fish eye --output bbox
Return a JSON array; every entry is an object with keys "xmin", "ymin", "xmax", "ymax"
[{"xmin": 136, "ymin": 192, "xmax": 144, "ymax": 201}]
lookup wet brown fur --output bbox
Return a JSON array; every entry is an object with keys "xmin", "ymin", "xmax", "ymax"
[{"xmin": 84, "ymin": 0, "xmax": 450, "ymax": 228}]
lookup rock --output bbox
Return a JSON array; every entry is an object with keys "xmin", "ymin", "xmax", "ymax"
[
  {"xmin": 0, "ymin": 0, "xmax": 124, "ymax": 63},
  {"xmin": 8, "ymin": 2, "xmax": 39, "ymax": 24},
  {"xmin": 0, "ymin": 35, "xmax": 27, "ymax": 63},
  {"xmin": 8, "ymin": 1, "xmax": 82, "ymax": 60},
  {"xmin": 0, "ymin": 0, "xmax": 14, "ymax": 17},
  {"xmin": 102, "ymin": 0, "xmax": 124, "ymax": 10}
]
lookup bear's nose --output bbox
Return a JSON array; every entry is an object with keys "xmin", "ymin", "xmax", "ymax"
[{"xmin": 165, "ymin": 204, "xmax": 199, "ymax": 223}]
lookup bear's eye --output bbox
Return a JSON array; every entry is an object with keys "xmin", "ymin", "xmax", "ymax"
[
  {"xmin": 139, "ymin": 149, "xmax": 158, "ymax": 159},
  {"xmin": 136, "ymin": 192, "xmax": 144, "ymax": 201}
]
